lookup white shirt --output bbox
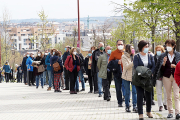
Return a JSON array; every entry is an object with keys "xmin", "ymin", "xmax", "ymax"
[
  {"xmin": 139, "ymin": 53, "xmax": 148, "ymax": 67},
  {"xmin": 168, "ymin": 53, "xmax": 175, "ymax": 63}
]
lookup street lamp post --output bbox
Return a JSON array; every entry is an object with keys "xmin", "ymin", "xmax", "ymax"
[{"xmin": 77, "ymin": 0, "xmax": 81, "ymax": 48}]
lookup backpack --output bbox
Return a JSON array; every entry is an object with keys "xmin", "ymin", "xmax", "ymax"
[{"xmin": 53, "ymin": 58, "xmax": 61, "ymax": 72}]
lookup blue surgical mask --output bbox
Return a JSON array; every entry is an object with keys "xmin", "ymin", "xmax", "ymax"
[
  {"xmin": 65, "ymin": 48, "xmax": 67, "ymax": 51},
  {"xmin": 157, "ymin": 51, "xmax": 161, "ymax": 56},
  {"xmin": 143, "ymin": 48, "xmax": 149, "ymax": 53},
  {"xmin": 88, "ymin": 53, "xmax": 92, "ymax": 57},
  {"xmin": 27, "ymin": 54, "xmax": 30, "ymax": 57},
  {"xmin": 107, "ymin": 50, "xmax": 112, "ymax": 55},
  {"xmin": 92, "ymin": 50, "xmax": 94, "ymax": 53},
  {"xmin": 53, "ymin": 52, "xmax": 55, "ymax": 55}
]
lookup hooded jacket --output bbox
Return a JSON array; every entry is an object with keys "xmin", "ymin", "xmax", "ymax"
[
  {"xmin": 26, "ymin": 57, "xmax": 34, "ymax": 72},
  {"xmin": 3, "ymin": 64, "xmax": 11, "ymax": 73},
  {"xmin": 45, "ymin": 53, "xmax": 51, "ymax": 71}
]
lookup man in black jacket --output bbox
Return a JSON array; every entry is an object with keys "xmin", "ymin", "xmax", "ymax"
[
  {"xmin": 63, "ymin": 45, "xmax": 70, "ymax": 90},
  {"xmin": 21, "ymin": 52, "xmax": 29, "ymax": 85},
  {"xmin": 91, "ymin": 42, "xmax": 104, "ymax": 94}
]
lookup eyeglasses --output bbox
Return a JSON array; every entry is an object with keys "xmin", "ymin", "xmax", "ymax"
[{"xmin": 117, "ymin": 44, "xmax": 123, "ymax": 46}]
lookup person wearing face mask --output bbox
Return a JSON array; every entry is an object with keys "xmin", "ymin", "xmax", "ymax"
[
  {"xmin": 122, "ymin": 44, "xmax": 137, "ymax": 113},
  {"xmin": 91, "ymin": 42, "xmax": 105, "ymax": 95},
  {"xmin": 45, "ymin": 49, "xmax": 53, "ymax": 91},
  {"xmin": 133, "ymin": 40, "xmax": 155, "ymax": 120},
  {"xmin": 26, "ymin": 53, "xmax": 34, "ymax": 86},
  {"xmin": 84, "ymin": 50, "xmax": 93, "ymax": 93},
  {"xmin": 33, "ymin": 52, "xmax": 44, "ymax": 89},
  {"xmin": 97, "ymin": 46, "xmax": 112, "ymax": 101},
  {"xmin": 153, "ymin": 45, "xmax": 167, "ymax": 111},
  {"xmin": 64, "ymin": 47, "xmax": 80, "ymax": 94},
  {"xmin": 21, "ymin": 52, "xmax": 29, "ymax": 85},
  {"xmin": 109, "ymin": 40, "xmax": 125, "ymax": 107},
  {"xmin": 63, "ymin": 45, "xmax": 70, "ymax": 90},
  {"xmin": 42, "ymin": 50, "xmax": 48, "ymax": 85},
  {"xmin": 91, "ymin": 46, "xmax": 96, "ymax": 54},
  {"xmin": 153, "ymin": 40, "xmax": 180, "ymax": 119}
]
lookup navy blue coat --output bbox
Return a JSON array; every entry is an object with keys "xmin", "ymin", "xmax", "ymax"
[
  {"xmin": 107, "ymin": 60, "xmax": 122, "ymax": 79},
  {"xmin": 133, "ymin": 53, "xmax": 155, "ymax": 74}
]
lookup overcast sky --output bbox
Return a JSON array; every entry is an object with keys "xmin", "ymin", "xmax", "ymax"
[{"xmin": 0, "ymin": 0, "xmax": 135, "ymax": 20}]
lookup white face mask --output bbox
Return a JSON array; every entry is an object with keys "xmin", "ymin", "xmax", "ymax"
[
  {"xmin": 38, "ymin": 54, "xmax": 41, "ymax": 56},
  {"xmin": 45, "ymin": 53, "xmax": 48, "ymax": 55},
  {"xmin": 73, "ymin": 52, "xmax": 77, "ymax": 55},
  {"xmin": 32, "ymin": 55, "xmax": 34, "ymax": 58},
  {"xmin": 166, "ymin": 46, "xmax": 173, "ymax": 52},
  {"xmin": 118, "ymin": 45, "xmax": 124, "ymax": 50}
]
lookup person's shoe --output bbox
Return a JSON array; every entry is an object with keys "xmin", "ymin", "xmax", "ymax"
[
  {"xmin": 133, "ymin": 107, "xmax": 138, "ymax": 113},
  {"xmin": 176, "ymin": 114, "xmax": 180, "ymax": 119},
  {"xmin": 54, "ymin": 90, "xmax": 57, "ymax": 92},
  {"xmin": 36, "ymin": 86, "xmax": 38, "ymax": 89},
  {"xmin": 98, "ymin": 94, "xmax": 102, "ymax": 97},
  {"xmin": 107, "ymin": 97, "xmax": 110, "ymax": 101},
  {"xmin": 42, "ymin": 86, "xmax": 43, "ymax": 89},
  {"xmin": 94, "ymin": 91, "xmax": 98, "ymax": 94},
  {"xmin": 159, "ymin": 106, "xmax": 163, "ymax": 111},
  {"xmin": 167, "ymin": 114, "xmax": 173, "ymax": 118},
  {"xmin": 70, "ymin": 91, "xmax": 74, "ymax": 94},
  {"xmin": 74, "ymin": 91, "xmax": 77, "ymax": 94},
  {"xmin": 47, "ymin": 87, "xmax": 51, "ymax": 91},
  {"xmin": 57, "ymin": 90, "xmax": 62, "ymax": 92},
  {"xmin": 29, "ymin": 84, "xmax": 31, "ymax": 86},
  {"xmin": 125, "ymin": 107, "xmax": 131, "ymax": 112},
  {"xmin": 104, "ymin": 98, "xmax": 107, "ymax": 100},
  {"xmin": 32, "ymin": 84, "xmax": 35, "ymax": 86},
  {"xmin": 143, "ymin": 101, "xmax": 146, "ymax": 105},
  {"xmin": 147, "ymin": 112, "xmax": 153, "ymax": 118},
  {"xmin": 88, "ymin": 91, "xmax": 92, "ymax": 93},
  {"xmin": 63, "ymin": 88, "xmax": 69, "ymax": 90},
  {"xmin": 118, "ymin": 104, "xmax": 123, "ymax": 107},
  {"xmin": 76, "ymin": 89, "xmax": 79, "ymax": 92},
  {"xmin": 164, "ymin": 104, "xmax": 167, "ymax": 110},
  {"xmin": 139, "ymin": 118, "xmax": 144, "ymax": 120},
  {"xmin": 151, "ymin": 100, "xmax": 155, "ymax": 105},
  {"xmin": 80, "ymin": 89, "xmax": 85, "ymax": 91},
  {"xmin": 139, "ymin": 114, "xmax": 144, "ymax": 120}
]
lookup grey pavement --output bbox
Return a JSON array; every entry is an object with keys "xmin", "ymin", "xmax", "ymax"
[{"xmin": 0, "ymin": 82, "xmax": 173, "ymax": 120}]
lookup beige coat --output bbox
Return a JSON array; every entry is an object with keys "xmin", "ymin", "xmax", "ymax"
[{"xmin": 122, "ymin": 52, "xmax": 134, "ymax": 81}]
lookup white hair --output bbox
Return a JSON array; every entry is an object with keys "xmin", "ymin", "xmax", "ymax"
[{"xmin": 99, "ymin": 42, "xmax": 104, "ymax": 47}]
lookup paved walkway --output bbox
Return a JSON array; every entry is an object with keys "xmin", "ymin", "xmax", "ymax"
[{"xmin": 0, "ymin": 82, "xmax": 172, "ymax": 120}]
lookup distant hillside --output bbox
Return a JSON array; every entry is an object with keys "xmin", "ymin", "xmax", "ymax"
[{"xmin": 10, "ymin": 16, "xmax": 124, "ymax": 24}]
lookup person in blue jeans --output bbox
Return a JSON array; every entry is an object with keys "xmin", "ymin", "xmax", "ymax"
[
  {"xmin": 122, "ymin": 44, "xmax": 137, "ymax": 112},
  {"xmin": 45, "ymin": 51, "xmax": 52, "ymax": 91}
]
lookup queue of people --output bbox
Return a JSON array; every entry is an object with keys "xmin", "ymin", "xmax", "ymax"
[{"xmin": 1, "ymin": 39, "xmax": 180, "ymax": 120}]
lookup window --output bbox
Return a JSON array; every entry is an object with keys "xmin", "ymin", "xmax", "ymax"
[
  {"xmin": 24, "ymin": 43, "xmax": 27, "ymax": 45},
  {"xmin": 29, "ymin": 43, "xmax": 31, "ymax": 45},
  {"xmin": 14, "ymin": 34, "xmax": 17, "ymax": 36},
  {"xmin": 21, "ymin": 34, "xmax": 25, "ymax": 36},
  {"xmin": 18, "ymin": 32, "xmax": 20, "ymax": 34}
]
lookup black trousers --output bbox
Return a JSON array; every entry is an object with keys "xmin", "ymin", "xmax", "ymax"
[
  {"xmin": 64, "ymin": 68, "xmax": 70, "ymax": 89},
  {"xmin": 5, "ymin": 73, "xmax": 9, "ymax": 82},
  {"xmin": 136, "ymin": 86, "xmax": 152, "ymax": 114},
  {"xmin": 88, "ymin": 69, "xmax": 93, "ymax": 92},
  {"xmin": 92, "ymin": 72, "xmax": 98, "ymax": 92},
  {"xmin": 102, "ymin": 71, "xmax": 112, "ymax": 99},
  {"xmin": 23, "ymin": 71, "xmax": 27, "ymax": 84},
  {"xmin": 29, "ymin": 71, "xmax": 34, "ymax": 85},
  {"xmin": 69, "ymin": 70, "xmax": 78, "ymax": 91}
]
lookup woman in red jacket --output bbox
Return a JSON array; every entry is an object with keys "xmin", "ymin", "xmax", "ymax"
[
  {"xmin": 174, "ymin": 61, "xmax": 180, "ymax": 89},
  {"xmin": 65, "ymin": 47, "xmax": 80, "ymax": 94}
]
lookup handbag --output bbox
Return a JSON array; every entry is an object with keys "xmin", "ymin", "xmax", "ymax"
[
  {"xmin": 38, "ymin": 65, "xmax": 45, "ymax": 73},
  {"xmin": 53, "ymin": 58, "xmax": 61, "ymax": 72}
]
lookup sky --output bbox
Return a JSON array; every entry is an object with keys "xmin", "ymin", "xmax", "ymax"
[{"xmin": 0, "ymin": 0, "xmax": 135, "ymax": 20}]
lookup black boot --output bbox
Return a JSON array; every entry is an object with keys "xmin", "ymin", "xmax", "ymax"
[{"xmin": 125, "ymin": 107, "xmax": 131, "ymax": 112}]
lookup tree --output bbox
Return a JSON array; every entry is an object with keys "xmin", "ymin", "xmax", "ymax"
[
  {"xmin": 141, "ymin": 0, "xmax": 180, "ymax": 51},
  {"xmin": 73, "ymin": 27, "xmax": 77, "ymax": 47},
  {"xmin": 122, "ymin": 0, "xmax": 162, "ymax": 53}
]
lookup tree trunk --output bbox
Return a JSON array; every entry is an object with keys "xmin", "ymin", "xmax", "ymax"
[
  {"xmin": 151, "ymin": 26, "xmax": 156, "ymax": 53},
  {"xmin": 176, "ymin": 32, "xmax": 180, "ymax": 52}
]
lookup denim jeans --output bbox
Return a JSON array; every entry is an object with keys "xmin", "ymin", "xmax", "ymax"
[
  {"xmin": 43, "ymin": 71, "xmax": 47, "ymax": 85},
  {"xmin": 47, "ymin": 70, "xmax": 52, "ymax": 87},
  {"xmin": 122, "ymin": 79, "xmax": 137, "ymax": 108},
  {"xmin": 78, "ymin": 70, "xmax": 85, "ymax": 89},
  {"xmin": 36, "ymin": 74, "xmax": 43, "ymax": 87},
  {"xmin": 97, "ymin": 73, "xmax": 102, "ymax": 95},
  {"xmin": 122, "ymin": 81, "xmax": 126, "ymax": 97},
  {"xmin": 75, "ymin": 79, "xmax": 79, "ymax": 90},
  {"xmin": 114, "ymin": 76, "xmax": 122, "ymax": 104}
]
